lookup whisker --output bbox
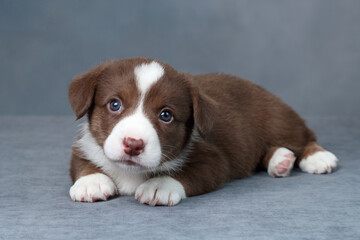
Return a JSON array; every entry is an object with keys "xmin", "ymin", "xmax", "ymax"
[{"xmin": 161, "ymin": 151, "xmax": 178, "ymax": 161}]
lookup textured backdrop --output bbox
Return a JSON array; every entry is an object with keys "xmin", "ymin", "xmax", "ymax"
[{"xmin": 1, "ymin": 0, "xmax": 359, "ymax": 116}]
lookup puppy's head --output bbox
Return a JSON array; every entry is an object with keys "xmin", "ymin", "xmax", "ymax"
[{"xmin": 69, "ymin": 58, "xmax": 215, "ymax": 173}]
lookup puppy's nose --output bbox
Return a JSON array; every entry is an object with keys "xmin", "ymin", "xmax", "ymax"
[{"xmin": 123, "ymin": 137, "xmax": 145, "ymax": 156}]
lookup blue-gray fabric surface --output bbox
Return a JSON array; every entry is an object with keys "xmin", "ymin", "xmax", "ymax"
[{"xmin": 0, "ymin": 116, "xmax": 359, "ymax": 240}]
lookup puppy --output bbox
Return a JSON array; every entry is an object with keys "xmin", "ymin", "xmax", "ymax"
[{"xmin": 68, "ymin": 58, "xmax": 338, "ymax": 206}]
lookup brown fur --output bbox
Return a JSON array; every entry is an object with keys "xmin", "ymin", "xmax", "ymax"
[
  {"xmin": 69, "ymin": 58, "xmax": 325, "ymax": 197},
  {"xmin": 70, "ymin": 147, "xmax": 104, "ymax": 182}
]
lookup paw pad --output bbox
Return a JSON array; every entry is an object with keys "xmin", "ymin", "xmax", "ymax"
[{"xmin": 268, "ymin": 148, "xmax": 296, "ymax": 178}]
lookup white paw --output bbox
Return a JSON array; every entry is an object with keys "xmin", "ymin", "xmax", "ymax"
[
  {"xmin": 299, "ymin": 151, "xmax": 338, "ymax": 174},
  {"xmin": 268, "ymin": 147, "xmax": 296, "ymax": 178},
  {"xmin": 135, "ymin": 176, "xmax": 186, "ymax": 206},
  {"xmin": 69, "ymin": 173, "xmax": 118, "ymax": 202}
]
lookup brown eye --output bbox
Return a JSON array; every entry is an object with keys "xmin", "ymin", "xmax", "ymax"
[{"xmin": 109, "ymin": 100, "xmax": 121, "ymax": 111}]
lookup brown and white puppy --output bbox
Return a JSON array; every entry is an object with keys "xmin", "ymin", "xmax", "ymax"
[{"xmin": 68, "ymin": 58, "xmax": 338, "ymax": 206}]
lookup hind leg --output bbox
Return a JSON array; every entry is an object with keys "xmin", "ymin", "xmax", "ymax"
[
  {"xmin": 263, "ymin": 147, "xmax": 297, "ymax": 178},
  {"xmin": 297, "ymin": 142, "xmax": 338, "ymax": 174}
]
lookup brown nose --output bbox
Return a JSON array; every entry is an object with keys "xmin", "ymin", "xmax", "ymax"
[{"xmin": 123, "ymin": 137, "xmax": 145, "ymax": 156}]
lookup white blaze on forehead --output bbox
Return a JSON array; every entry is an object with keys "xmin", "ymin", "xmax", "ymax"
[{"xmin": 134, "ymin": 61, "xmax": 164, "ymax": 95}]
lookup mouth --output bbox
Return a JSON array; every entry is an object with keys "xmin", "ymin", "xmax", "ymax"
[
  {"xmin": 111, "ymin": 159, "xmax": 143, "ymax": 168},
  {"xmin": 105, "ymin": 152, "xmax": 161, "ymax": 172},
  {"xmin": 121, "ymin": 160, "xmax": 139, "ymax": 166}
]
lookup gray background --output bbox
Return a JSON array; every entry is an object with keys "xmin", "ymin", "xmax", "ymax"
[{"xmin": 1, "ymin": 0, "xmax": 359, "ymax": 116}]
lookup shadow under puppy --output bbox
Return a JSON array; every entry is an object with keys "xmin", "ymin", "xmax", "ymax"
[{"xmin": 68, "ymin": 58, "xmax": 338, "ymax": 206}]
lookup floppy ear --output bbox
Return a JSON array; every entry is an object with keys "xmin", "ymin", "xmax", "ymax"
[
  {"xmin": 190, "ymin": 83, "xmax": 218, "ymax": 138},
  {"xmin": 68, "ymin": 64, "xmax": 105, "ymax": 119}
]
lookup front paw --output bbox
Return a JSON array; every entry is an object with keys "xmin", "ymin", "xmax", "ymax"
[
  {"xmin": 69, "ymin": 173, "xmax": 118, "ymax": 202},
  {"xmin": 135, "ymin": 176, "xmax": 186, "ymax": 206}
]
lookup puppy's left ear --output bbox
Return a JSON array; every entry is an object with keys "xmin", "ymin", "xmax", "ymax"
[
  {"xmin": 68, "ymin": 63, "xmax": 106, "ymax": 119},
  {"xmin": 189, "ymin": 80, "xmax": 219, "ymax": 138}
]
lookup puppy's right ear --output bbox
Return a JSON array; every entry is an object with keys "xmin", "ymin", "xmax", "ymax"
[{"xmin": 68, "ymin": 64, "xmax": 105, "ymax": 119}]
